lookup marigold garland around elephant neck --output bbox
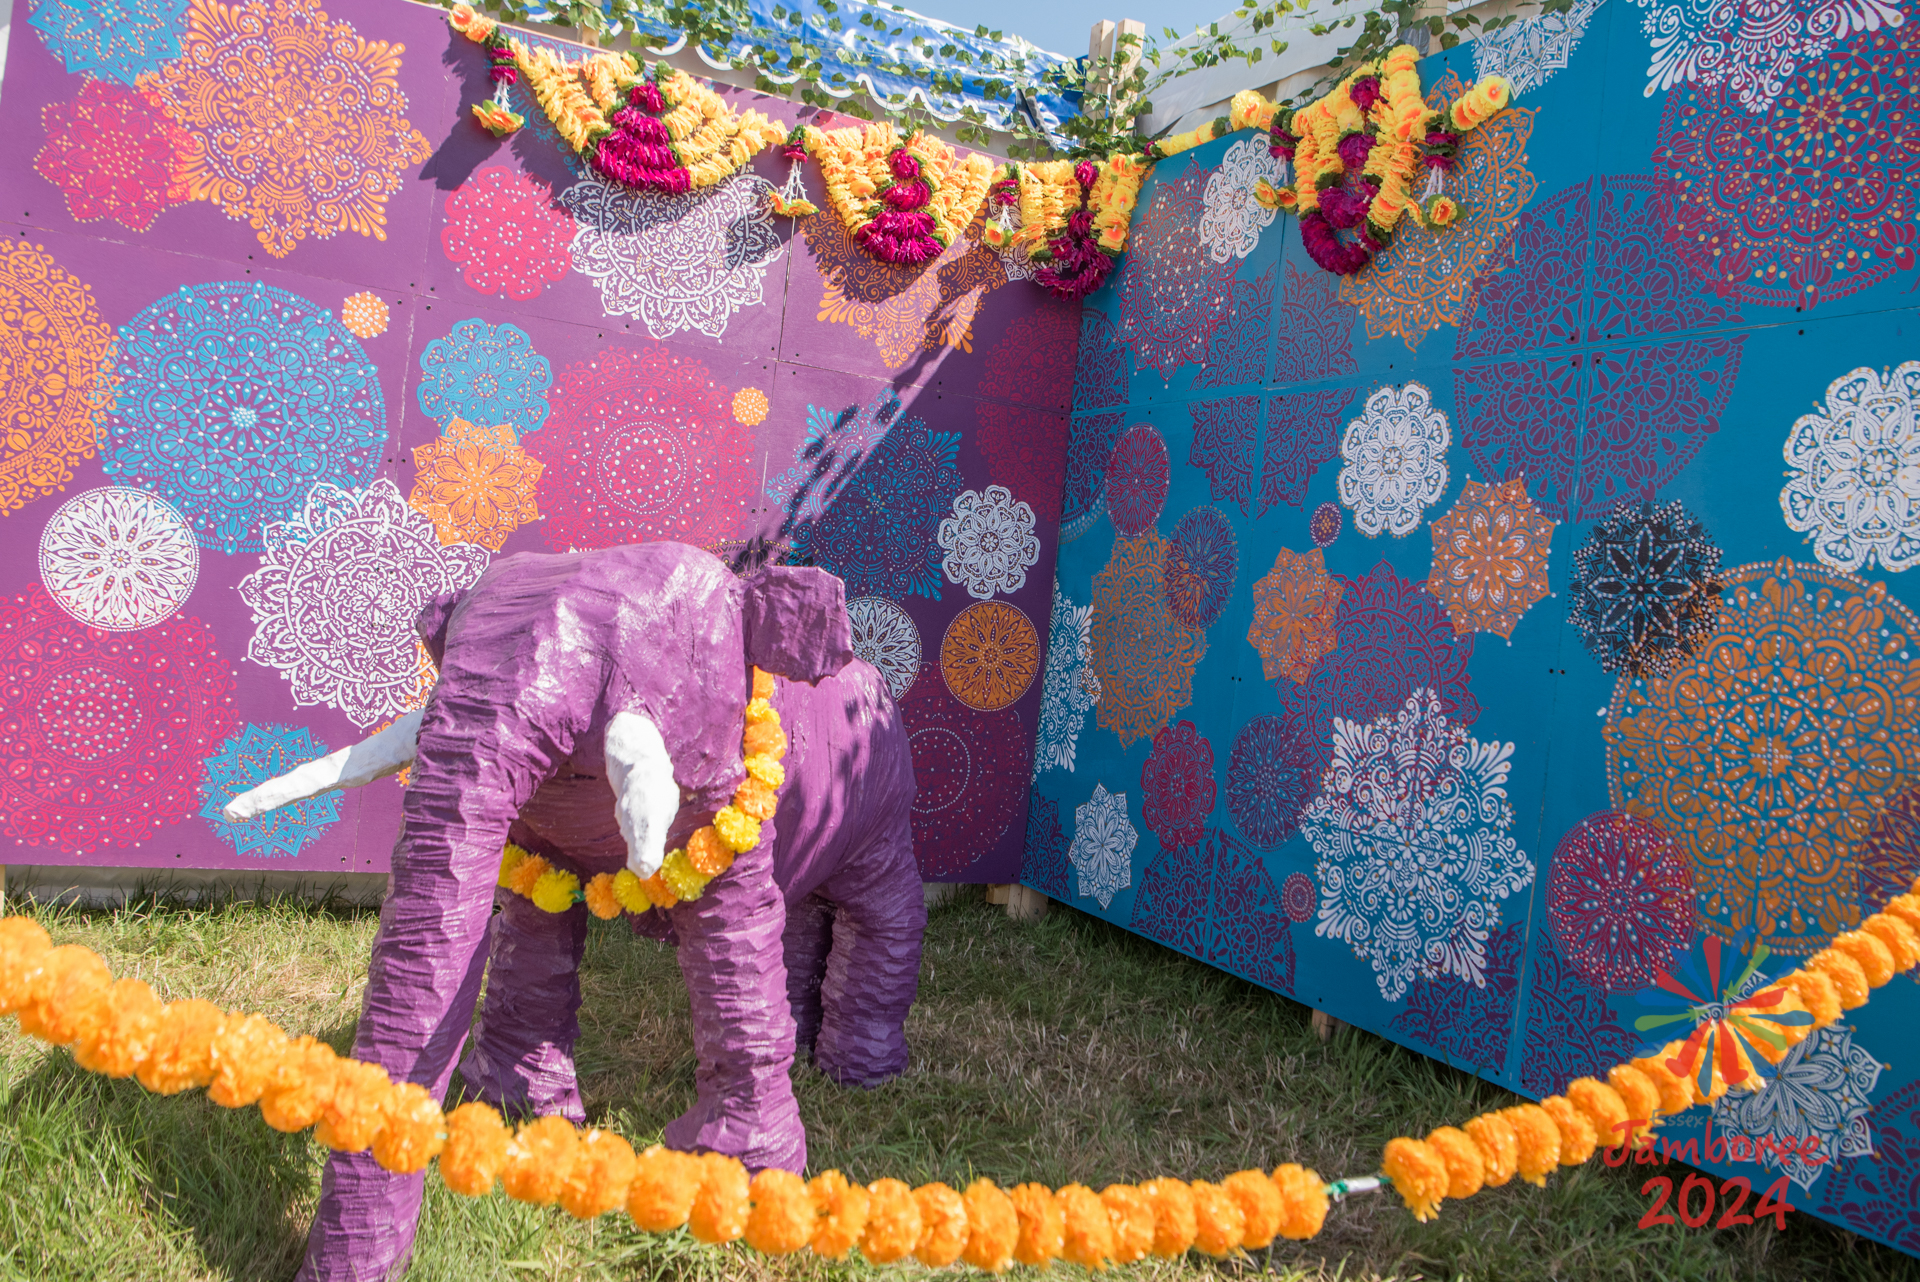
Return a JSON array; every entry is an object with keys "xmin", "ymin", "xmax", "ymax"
[{"xmin": 498, "ymin": 666, "xmax": 788, "ymax": 916}]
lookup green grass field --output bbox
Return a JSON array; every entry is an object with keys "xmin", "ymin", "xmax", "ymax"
[{"xmin": 2, "ymin": 888, "xmax": 1916, "ymax": 1282}]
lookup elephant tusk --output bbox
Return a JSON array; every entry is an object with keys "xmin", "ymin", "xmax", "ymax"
[
  {"xmin": 605, "ymin": 711, "xmax": 681, "ymax": 880},
  {"xmin": 222, "ymin": 708, "xmax": 426, "ymax": 822}
]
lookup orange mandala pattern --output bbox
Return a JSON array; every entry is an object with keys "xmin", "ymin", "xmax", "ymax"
[
  {"xmin": 940, "ymin": 600, "xmax": 1040, "ymax": 712},
  {"xmin": 1426, "ymin": 477, "xmax": 1556, "ymax": 638},
  {"xmin": 804, "ymin": 209, "xmax": 1007, "ymax": 368},
  {"xmin": 1606, "ymin": 558, "xmax": 1920, "ymax": 957},
  {"xmin": 1092, "ymin": 532, "xmax": 1209, "ymax": 749},
  {"xmin": 141, "ymin": 0, "xmax": 432, "ymax": 258},
  {"xmin": 1248, "ymin": 546, "xmax": 1343, "ymax": 684},
  {"xmin": 408, "ymin": 418, "xmax": 544, "ymax": 552},
  {"xmin": 0, "ymin": 240, "xmax": 115, "ymax": 515},
  {"xmin": 1339, "ymin": 72, "xmax": 1537, "ymax": 351},
  {"xmin": 340, "ymin": 291, "xmax": 388, "ymax": 338}
]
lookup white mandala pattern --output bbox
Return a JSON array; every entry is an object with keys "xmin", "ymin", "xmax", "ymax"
[
  {"xmin": 1713, "ymin": 1023, "xmax": 1882, "ymax": 1190},
  {"xmin": 238, "ymin": 479, "xmax": 489, "ymax": 727},
  {"xmin": 1781, "ymin": 361, "xmax": 1920, "ymax": 573},
  {"xmin": 1069, "ymin": 782, "xmax": 1137, "ymax": 909},
  {"xmin": 1631, "ymin": 0, "xmax": 1904, "ymax": 112},
  {"xmin": 846, "ymin": 596, "xmax": 922, "ymax": 700},
  {"xmin": 1198, "ymin": 137, "xmax": 1284, "ymax": 264},
  {"xmin": 38, "ymin": 487, "xmax": 200, "ymax": 630},
  {"xmin": 1302, "ymin": 687, "xmax": 1535, "ymax": 1003},
  {"xmin": 562, "ymin": 171, "xmax": 784, "ymax": 339},
  {"xmin": 938, "ymin": 485, "xmax": 1041, "ymax": 600},
  {"xmin": 1337, "ymin": 382, "xmax": 1451, "ymax": 538},
  {"xmin": 1034, "ymin": 576, "xmax": 1097, "ymax": 777},
  {"xmin": 1474, "ymin": 0, "xmax": 1604, "ymax": 93}
]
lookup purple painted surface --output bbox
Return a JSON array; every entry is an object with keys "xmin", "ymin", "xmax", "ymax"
[{"xmin": 0, "ymin": 0, "xmax": 1075, "ymax": 883}]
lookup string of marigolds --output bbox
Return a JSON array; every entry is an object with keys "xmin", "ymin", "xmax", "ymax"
[
  {"xmin": 5, "ymin": 881, "xmax": 1915, "ymax": 1265},
  {"xmin": 500, "ymin": 669, "xmax": 789, "ymax": 916}
]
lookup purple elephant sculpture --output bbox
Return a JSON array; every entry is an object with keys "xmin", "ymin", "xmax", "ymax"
[{"xmin": 228, "ymin": 543, "xmax": 924, "ymax": 1282}]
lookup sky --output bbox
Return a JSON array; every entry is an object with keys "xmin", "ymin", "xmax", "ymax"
[{"xmin": 907, "ymin": 0, "xmax": 1213, "ymax": 58}]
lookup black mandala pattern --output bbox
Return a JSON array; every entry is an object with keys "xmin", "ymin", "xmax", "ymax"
[{"xmin": 1567, "ymin": 499, "xmax": 1722, "ymax": 679}]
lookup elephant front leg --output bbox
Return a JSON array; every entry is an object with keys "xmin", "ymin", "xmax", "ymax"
[
  {"xmin": 297, "ymin": 727, "xmax": 562, "ymax": 1282},
  {"xmin": 459, "ymin": 882, "xmax": 589, "ymax": 1124},
  {"xmin": 665, "ymin": 826, "xmax": 806, "ymax": 1174}
]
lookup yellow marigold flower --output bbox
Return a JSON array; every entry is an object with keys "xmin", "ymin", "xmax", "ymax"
[
  {"xmin": 260, "ymin": 1035, "xmax": 340, "ymax": 1133},
  {"xmin": 1540, "ymin": 1096, "xmax": 1597, "ymax": 1164},
  {"xmin": 914, "ymin": 1182, "xmax": 971, "ymax": 1267},
  {"xmin": 373, "ymin": 1082, "xmax": 446, "ymax": 1174},
  {"xmin": 1382, "ymin": 1137, "xmax": 1449, "ymax": 1222},
  {"xmin": 561, "ymin": 1128, "xmax": 636, "ymax": 1221},
  {"xmin": 530, "ymin": 869, "xmax": 580, "ymax": 914},
  {"xmin": 734, "ymin": 776, "xmax": 778, "ymax": 822},
  {"xmin": 627, "ymin": 1145, "xmax": 704, "ymax": 1231},
  {"xmin": 743, "ymin": 718, "xmax": 787, "ymax": 760},
  {"xmin": 744, "ymin": 754, "xmax": 785, "ymax": 789},
  {"xmin": 1270, "ymin": 1164, "xmax": 1327, "ymax": 1241},
  {"xmin": 441, "ymin": 1101, "xmax": 512, "ymax": 1197},
  {"xmin": 1863, "ymin": 912, "xmax": 1920, "ymax": 971},
  {"xmin": 860, "ymin": 1177, "xmax": 923, "ymax": 1263},
  {"xmin": 1425, "ymin": 194, "xmax": 1460, "ymax": 226},
  {"xmin": 1808, "ymin": 947, "xmax": 1871, "ymax": 1008},
  {"xmin": 1425, "ymin": 1126, "xmax": 1485, "ymax": 1200},
  {"xmin": 1463, "ymin": 1114, "xmax": 1519, "ymax": 1188},
  {"xmin": 1055, "ymin": 1183, "xmax": 1112, "ymax": 1269},
  {"xmin": 686, "ymin": 827, "xmax": 734, "ymax": 878},
  {"xmin": 206, "ymin": 1011, "xmax": 286, "ymax": 1109},
  {"xmin": 1885, "ymin": 892, "xmax": 1920, "ymax": 934},
  {"xmin": 1223, "ymin": 1169, "xmax": 1283, "ymax": 1249},
  {"xmin": 1830, "ymin": 929, "xmax": 1897, "ymax": 987},
  {"xmin": 660, "ymin": 851, "xmax": 710, "ymax": 903},
  {"xmin": 713, "ymin": 806, "xmax": 762, "ymax": 853},
  {"xmin": 583, "ymin": 873, "xmax": 622, "ymax": 920},
  {"xmin": 640, "ymin": 871, "xmax": 679, "ymax": 911},
  {"xmin": 690, "ymin": 1153, "xmax": 751, "ymax": 1244},
  {"xmin": 1501, "ymin": 1104, "xmax": 1561, "ymax": 1186},
  {"xmin": 498, "ymin": 844, "xmax": 529, "ymax": 887},
  {"xmin": 809, "ymin": 1170, "xmax": 871, "ymax": 1259},
  {"xmin": 507, "ymin": 853, "xmax": 549, "ymax": 899},
  {"xmin": 316, "ymin": 1058, "xmax": 397, "ymax": 1153},
  {"xmin": 1140, "ymin": 1176, "xmax": 1197, "ymax": 1256},
  {"xmin": 18, "ymin": 944, "xmax": 112, "ymax": 1045},
  {"xmin": 962, "ymin": 1178, "xmax": 1020, "ymax": 1270},
  {"xmin": 1567, "ymin": 1078, "xmax": 1630, "ymax": 1152},
  {"xmin": 1607, "ymin": 1064, "xmax": 1662, "ymax": 1146},
  {"xmin": 71, "ymin": 976, "xmax": 164, "ymax": 1079},
  {"xmin": 136, "ymin": 997, "xmax": 223, "ymax": 1095},
  {"xmin": 1630, "ymin": 1050, "xmax": 1697, "ymax": 1117},
  {"xmin": 1008, "ymin": 1182, "xmax": 1064, "ymax": 1266},
  {"xmin": 503, "ymin": 1115, "xmax": 579, "ymax": 1205},
  {"xmin": 743, "ymin": 697, "xmax": 779, "ymax": 725},
  {"xmin": 611, "ymin": 869, "xmax": 652, "ymax": 915},
  {"xmin": 744, "ymin": 1168, "xmax": 815, "ymax": 1255},
  {"xmin": 1098, "ymin": 1183, "xmax": 1154, "ymax": 1263}
]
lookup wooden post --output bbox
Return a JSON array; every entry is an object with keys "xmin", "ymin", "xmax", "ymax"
[
  {"xmin": 0, "ymin": 864, "xmax": 7, "ymax": 914},
  {"xmin": 1311, "ymin": 1010, "xmax": 1348, "ymax": 1042},
  {"xmin": 1005, "ymin": 884, "xmax": 1049, "ymax": 921},
  {"xmin": 985, "ymin": 883, "xmax": 1012, "ymax": 905},
  {"xmin": 1086, "ymin": 18, "xmax": 1147, "ymax": 133}
]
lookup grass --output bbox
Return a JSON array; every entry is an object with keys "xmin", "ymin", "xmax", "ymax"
[{"xmin": 1, "ymin": 888, "xmax": 1916, "ymax": 1282}]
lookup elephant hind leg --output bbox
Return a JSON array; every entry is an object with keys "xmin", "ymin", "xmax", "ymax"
[
  {"xmin": 782, "ymin": 893, "xmax": 835, "ymax": 1061},
  {"xmin": 814, "ymin": 812, "xmax": 927, "ymax": 1087},
  {"xmin": 458, "ymin": 886, "xmax": 589, "ymax": 1124}
]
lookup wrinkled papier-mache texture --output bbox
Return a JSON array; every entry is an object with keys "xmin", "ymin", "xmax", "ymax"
[{"xmin": 297, "ymin": 544, "xmax": 923, "ymax": 1282}]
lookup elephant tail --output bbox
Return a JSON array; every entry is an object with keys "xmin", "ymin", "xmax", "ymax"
[{"xmin": 416, "ymin": 590, "xmax": 469, "ymax": 667}]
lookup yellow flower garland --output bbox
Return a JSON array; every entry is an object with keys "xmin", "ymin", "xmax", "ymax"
[
  {"xmin": 0, "ymin": 880, "xmax": 1915, "ymax": 1269},
  {"xmin": 498, "ymin": 668, "xmax": 788, "ymax": 917}
]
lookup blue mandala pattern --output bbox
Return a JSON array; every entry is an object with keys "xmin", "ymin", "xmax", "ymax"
[
  {"xmin": 1193, "ymin": 269, "xmax": 1273, "ymax": 390},
  {"xmin": 1022, "ymin": 791, "xmax": 1073, "ymax": 900},
  {"xmin": 1034, "ymin": 576, "xmax": 1097, "ymax": 777},
  {"xmin": 1391, "ymin": 922, "xmax": 1520, "ymax": 1073},
  {"xmin": 416, "ymin": 319, "xmax": 553, "ymax": 436},
  {"xmin": 105, "ymin": 281, "xmax": 387, "ymax": 555},
  {"xmin": 790, "ymin": 404, "xmax": 963, "ymax": 599},
  {"xmin": 768, "ymin": 395, "xmax": 900, "ymax": 526},
  {"xmin": 1519, "ymin": 932, "xmax": 1639, "ymax": 1097},
  {"xmin": 30, "ymin": 0, "xmax": 187, "ymax": 85},
  {"xmin": 198, "ymin": 723, "xmax": 340, "ymax": 859}
]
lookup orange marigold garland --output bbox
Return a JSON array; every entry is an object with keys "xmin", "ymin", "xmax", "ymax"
[{"xmin": 2, "ymin": 874, "xmax": 1915, "ymax": 1263}]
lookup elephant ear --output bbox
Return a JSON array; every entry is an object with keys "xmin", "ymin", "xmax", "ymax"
[
  {"xmin": 741, "ymin": 566, "xmax": 854, "ymax": 684},
  {"xmin": 415, "ymin": 590, "xmax": 469, "ymax": 667}
]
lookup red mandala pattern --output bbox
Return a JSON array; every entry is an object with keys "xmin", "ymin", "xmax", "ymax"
[
  {"xmin": 1820, "ymin": 1079, "xmax": 1920, "ymax": 1254},
  {"xmin": 35, "ymin": 78, "xmax": 189, "ymax": 233},
  {"xmin": 1282, "ymin": 871, "xmax": 1315, "ymax": 923},
  {"xmin": 976, "ymin": 310, "xmax": 1078, "ymax": 525},
  {"xmin": 1207, "ymin": 829, "xmax": 1294, "ymax": 994},
  {"xmin": 1105, "ymin": 423, "xmax": 1170, "ymax": 539},
  {"xmin": 1193, "ymin": 269, "xmax": 1273, "ymax": 389},
  {"xmin": 1073, "ymin": 311, "xmax": 1128, "ymax": 413},
  {"xmin": 1128, "ymin": 835, "xmax": 1213, "ymax": 957},
  {"xmin": 900, "ymin": 664, "xmax": 1026, "ymax": 878},
  {"xmin": 1391, "ymin": 923, "xmax": 1520, "ymax": 1073},
  {"xmin": 1454, "ymin": 177, "xmax": 1746, "ymax": 521},
  {"xmin": 1653, "ymin": 23, "xmax": 1920, "ymax": 308},
  {"xmin": 1547, "ymin": 810, "xmax": 1698, "ymax": 993},
  {"xmin": 0, "ymin": 585, "xmax": 237, "ymax": 851},
  {"xmin": 1141, "ymin": 720, "xmax": 1215, "ymax": 850},
  {"xmin": 1855, "ymin": 783, "xmax": 1920, "ymax": 914},
  {"xmin": 1114, "ymin": 159, "xmax": 1236, "ymax": 379},
  {"xmin": 530, "ymin": 346, "xmax": 752, "ymax": 551},
  {"xmin": 441, "ymin": 166, "xmax": 574, "ymax": 302},
  {"xmin": 1271, "ymin": 560, "xmax": 1478, "ymax": 761},
  {"xmin": 1273, "ymin": 262, "xmax": 1358, "ymax": 385},
  {"xmin": 1091, "ymin": 533, "xmax": 1208, "ymax": 750}
]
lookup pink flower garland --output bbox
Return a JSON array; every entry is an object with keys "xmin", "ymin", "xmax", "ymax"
[
  {"xmin": 590, "ymin": 75, "xmax": 692, "ymax": 193},
  {"xmin": 1033, "ymin": 160, "xmax": 1116, "ymax": 302},
  {"xmin": 855, "ymin": 149, "xmax": 943, "ymax": 265}
]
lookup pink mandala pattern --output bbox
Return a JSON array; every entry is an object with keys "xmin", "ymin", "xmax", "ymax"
[
  {"xmin": 1426, "ymin": 477, "xmax": 1557, "ymax": 638},
  {"xmin": 1208, "ymin": 829, "xmax": 1295, "ymax": 993},
  {"xmin": 441, "ymin": 166, "xmax": 574, "ymax": 302},
  {"xmin": 1821, "ymin": 1078, "xmax": 1920, "ymax": 1253},
  {"xmin": 1391, "ymin": 923, "xmax": 1520, "ymax": 1072},
  {"xmin": 1454, "ymin": 177, "xmax": 1746, "ymax": 521},
  {"xmin": 0, "ymin": 584, "xmax": 236, "ymax": 851},
  {"xmin": 35, "ymin": 78, "xmax": 190, "ymax": 233},
  {"xmin": 1340, "ymin": 72, "xmax": 1538, "ymax": 350},
  {"xmin": 1105, "ymin": 424, "xmax": 1170, "ymax": 539},
  {"xmin": 976, "ymin": 309, "xmax": 1079, "ymax": 524},
  {"xmin": 1547, "ymin": 811, "xmax": 1698, "ymax": 993},
  {"xmin": 1128, "ymin": 836, "xmax": 1214, "ymax": 957},
  {"xmin": 1310, "ymin": 502, "xmax": 1342, "ymax": 548},
  {"xmin": 1193, "ymin": 269, "xmax": 1273, "ymax": 389},
  {"xmin": 529, "ymin": 346, "xmax": 752, "ymax": 551},
  {"xmin": 1091, "ymin": 532, "xmax": 1208, "ymax": 750},
  {"xmin": 901, "ymin": 664, "xmax": 1026, "ymax": 878},
  {"xmin": 1271, "ymin": 560, "xmax": 1479, "ymax": 764},
  {"xmin": 1114, "ymin": 159, "xmax": 1236, "ymax": 379},
  {"xmin": 1163, "ymin": 506, "xmax": 1238, "ymax": 631},
  {"xmin": 1653, "ymin": 24, "xmax": 1920, "ymax": 309},
  {"xmin": 1282, "ymin": 871, "xmax": 1315, "ymax": 923},
  {"xmin": 1141, "ymin": 720, "xmax": 1215, "ymax": 850},
  {"xmin": 1274, "ymin": 262, "xmax": 1359, "ymax": 385},
  {"xmin": 1855, "ymin": 784, "xmax": 1920, "ymax": 914}
]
